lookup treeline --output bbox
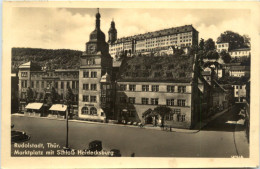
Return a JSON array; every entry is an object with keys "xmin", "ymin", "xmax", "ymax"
[{"xmin": 12, "ymin": 48, "xmax": 83, "ymax": 73}]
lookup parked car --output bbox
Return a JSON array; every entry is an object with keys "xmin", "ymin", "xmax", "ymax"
[
  {"xmin": 87, "ymin": 140, "xmax": 102, "ymax": 151},
  {"xmin": 11, "ymin": 130, "xmax": 30, "ymax": 144},
  {"xmin": 109, "ymin": 149, "xmax": 121, "ymax": 157}
]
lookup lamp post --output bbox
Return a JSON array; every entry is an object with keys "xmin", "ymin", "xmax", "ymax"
[{"xmin": 65, "ymin": 104, "xmax": 69, "ymax": 149}]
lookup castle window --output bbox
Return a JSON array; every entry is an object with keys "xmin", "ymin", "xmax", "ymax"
[
  {"xmin": 177, "ymin": 99, "xmax": 186, "ymax": 107},
  {"xmin": 166, "ymin": 99, "xmax": 174, "ymax": 106},
  {"xmin": 178, "ymin": 86, "xmax": 186, "ymax": 93},
  {"xmin": 167, "ymin": 85, "xmax": 175, "ymax": 93},
  {"xmin": 91, "ymin": 72, "xmax": 97, "ymax": 78},
  {"xmin": 83, "ymin": 71, "xmax": 89, "ymax": 78},
  {"xmin": 21, "ymin": 72, "xmax": 28, "ymax": 77},
  {"xmin": 142, "ymin": 85, "xmax": 149, "ymax": 92},
  {"xmin": 81, "ymin": 107, "xmax": 88, "ymax": 114},
  {"xmin": 129, "ymin": 85, "xmax": 136, "ymax": 91},
  {"xmin": 90, "ymin": 96, "xmax": 97, "ymax": 102},
  {"xmin": 141, "ymin": 98, "xmax": 149, "ymax": 105},
  {"xmin": 83, "ymin": 84, "xmax": 89, "ymax": 90},
  {"xmin": 152, "ymin": 85, "xmax": 159, "ymax": 92},
  {"xmin": 151, "ymin": 98, "xmax": 159, "ymax": 105},
  {"xmin": 91, "ymin": 84, "xmax": 97, "ymax": 90},
  {"xmin": 83, "ymin": 95, "xmax": 89, "ymax": 102},
  {"xmin": 90, "ymin": 107, "xmax": 97, "ymax": 115}
]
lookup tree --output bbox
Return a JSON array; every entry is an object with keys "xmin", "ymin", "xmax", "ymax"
[
  {"xmin": 153, "ymin": 106, "xmax": 172, "ymax": 128},
  {"xmin": 206, "ymin": 50, "xmax": 219, "ymax": 60},
  {"xmin": 51, "ymin": 87, "xmax": 58, "ymax": 103},
  {"xmin": 199, "ymin": 38, "xmax": 205, "ymax": 51},
  {"xmin": 204, "ymin": 38, "xmax": 215, "ymax": 51},
  {"xmin": 26, "ymin": 87, "xmax": 34, "ymax": 103},
  {"xmin": 243, "ymin": 34, "xmax": 251, "ymax": 48},
  {"xmin": 220, "ymin": 50, "xmax": 231, "ymax": 63},
  {"xmin": 189, "ymin": 45, "xmax": 199, "ymax": 55},
  {"xmin": 217, "ymin": 31, "xmax": 245, "ymax": 50}
]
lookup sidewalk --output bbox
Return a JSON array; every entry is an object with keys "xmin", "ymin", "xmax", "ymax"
[
  {"xmin": 234, "ymin": 119, "xmax": 249, "ymax": 157},
  {"xmin": 12, "ymin": 108, "xmax": 231, "ymax": 134}
]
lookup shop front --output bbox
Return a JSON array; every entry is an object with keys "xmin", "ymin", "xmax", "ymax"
[
  {"xmin": 48, "ymin": 104, "xmax": 67, "ymax": 119},
  {"xmin": 24, "ymin": 102, "xmax": 43, "ymax": 117}
]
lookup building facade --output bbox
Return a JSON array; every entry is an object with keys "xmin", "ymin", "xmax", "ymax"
[
  {"xmin": 78, "ymin": 9, "xmax": 113, "ymax": 122},
  {"xmin": 114, "ymin": 55, "xmax": 201, "ymax": 129},
  {"xmin": 229, "ymin": 48, "xmax": 251, "ymax": 59},
  {"xmin": 108, "ymin": 23, "xmax": 199, "ymax": 58},
  {"xmin": 229, "ymin": 66, "xmax": 250, "ymax": 77},
  {"xmin": 216, "ymin": 42, "xmax": 229, "ymax": 53},
  {"xmin": 18, "ymin": 61, "xmax": 79, "ymax": 115}
]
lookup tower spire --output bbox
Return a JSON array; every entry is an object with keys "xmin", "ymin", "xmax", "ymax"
[{"xmin": 95, "ymin": 8, "xmax": 101, "ymax": 30}]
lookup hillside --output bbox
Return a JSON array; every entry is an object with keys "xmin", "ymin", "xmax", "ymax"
[{"xmin": 11, "ymin": 48, "xmax": 83, "ymax": 73}]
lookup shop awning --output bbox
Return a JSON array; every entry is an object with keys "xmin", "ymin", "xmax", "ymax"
[
  {"xmin": 49, "ymin": 104, "xmax": 67, "ymax": 112},
  {"xmin": 25, "ymin": 103, "xmax": 43, "ymax": 110}
]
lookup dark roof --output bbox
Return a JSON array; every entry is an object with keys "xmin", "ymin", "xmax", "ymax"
[
  {"xmin": 230, "ymin": 66, "xmax": 250, "ymax": 71},
  {"xmin": 217, "ymin": 76, "xmax": 250, "ymax": 85},
  {"xmin": 115, "ymin": 25, "xmax": 197, "ymax": 43},
  {"xmin": 117, "ymin": 54, "xmax": 195, "ymax": 83}
]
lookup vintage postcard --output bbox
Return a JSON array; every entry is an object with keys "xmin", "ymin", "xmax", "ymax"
[{"xmin": 1, "ymin": 1, "xmax": 260, "ymax": 168}]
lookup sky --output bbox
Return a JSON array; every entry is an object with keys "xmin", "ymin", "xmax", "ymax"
[{"xmin": 9, "ymin": 7, "xmax": 251, "ymax": 51}]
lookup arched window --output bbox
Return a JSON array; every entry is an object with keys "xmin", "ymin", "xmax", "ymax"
[
  {"xmin": 81, "ymin": 107, "xmax": 88, "ymax": 115},
  {"xmin": 90, "ymin": 107, "xmax": 97, "ymax": 115}
]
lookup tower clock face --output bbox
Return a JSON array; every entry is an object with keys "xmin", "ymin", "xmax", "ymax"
[{"xmin": 89, "ymin": 45, "xmax": 96, "ymax": 54}]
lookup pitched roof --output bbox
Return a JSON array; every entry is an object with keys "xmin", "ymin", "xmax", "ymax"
[
  {"xmin": 229, "ymin": 48, "xmax": 250, "ymax": 52},
  {"xmin": 19, "ymin": 61, "xmax": 31, "ymax": 69},
  {"xmin": 117, "ymin": 54, "xmax": 195, "ymax": 83},
  {"xmin": 115, "ymin": 25, "xmax": 197, "ymax": 43}
]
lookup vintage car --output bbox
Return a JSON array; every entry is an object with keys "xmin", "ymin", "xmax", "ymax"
[
  {"xmin": 87, "ymin": 140, "xmax": 103, "ymax": 151},
  {"xmin": 11, "ymin": 130, "xmax": 30, "ymax": 144}
]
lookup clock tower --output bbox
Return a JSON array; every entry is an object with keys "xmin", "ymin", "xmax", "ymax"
[
  {"xmin": 85, "ymin": 8, "xmax": 109, "ymax": 55},
  {"xmin": 79, "ymin": 8, "xmax": 113, "ymax": 122}
]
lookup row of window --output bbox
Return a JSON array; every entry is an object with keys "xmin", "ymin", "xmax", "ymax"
[
  {"xmin": 82, "ymin": 95, "xmax": 97, "ymax": 102},
  {"xmin": 119, "ymin": 84, "xmax": 186, "ymax": 93},
  {"xmin": 165, "ymin": 113, "xmax": 186, "ymax": 122},
  {"xmin": 83, "ymin": 71, "xmax": 97, "ymax": 78},
  {"xmin": 85, "ymin": 59, "xmax": 95, "ymax": 65},
  {"xmin": 119, "ymin": 97, "xmax": 186, "ymax": 106},
  {"xmin": 21, "ymin": 72, "xmax": 28, "ymax": 77},
  {"xmin": 20, "ymin": 92, "xmax": 78, "ymax": 102},
  {"xmin": 30, "ymin": 72, "xmax": 78, "ymax": 78},
  {"xmin": 28, "ymin": 81, "xmax": 79, "ymax": 90},
  {"xmin": 83, "ymin": 84, "xmax": 97, "ymax": 91},
  {"xmin": 81, "ymin": 107, "xmax": 98, "ymax": 115}
]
